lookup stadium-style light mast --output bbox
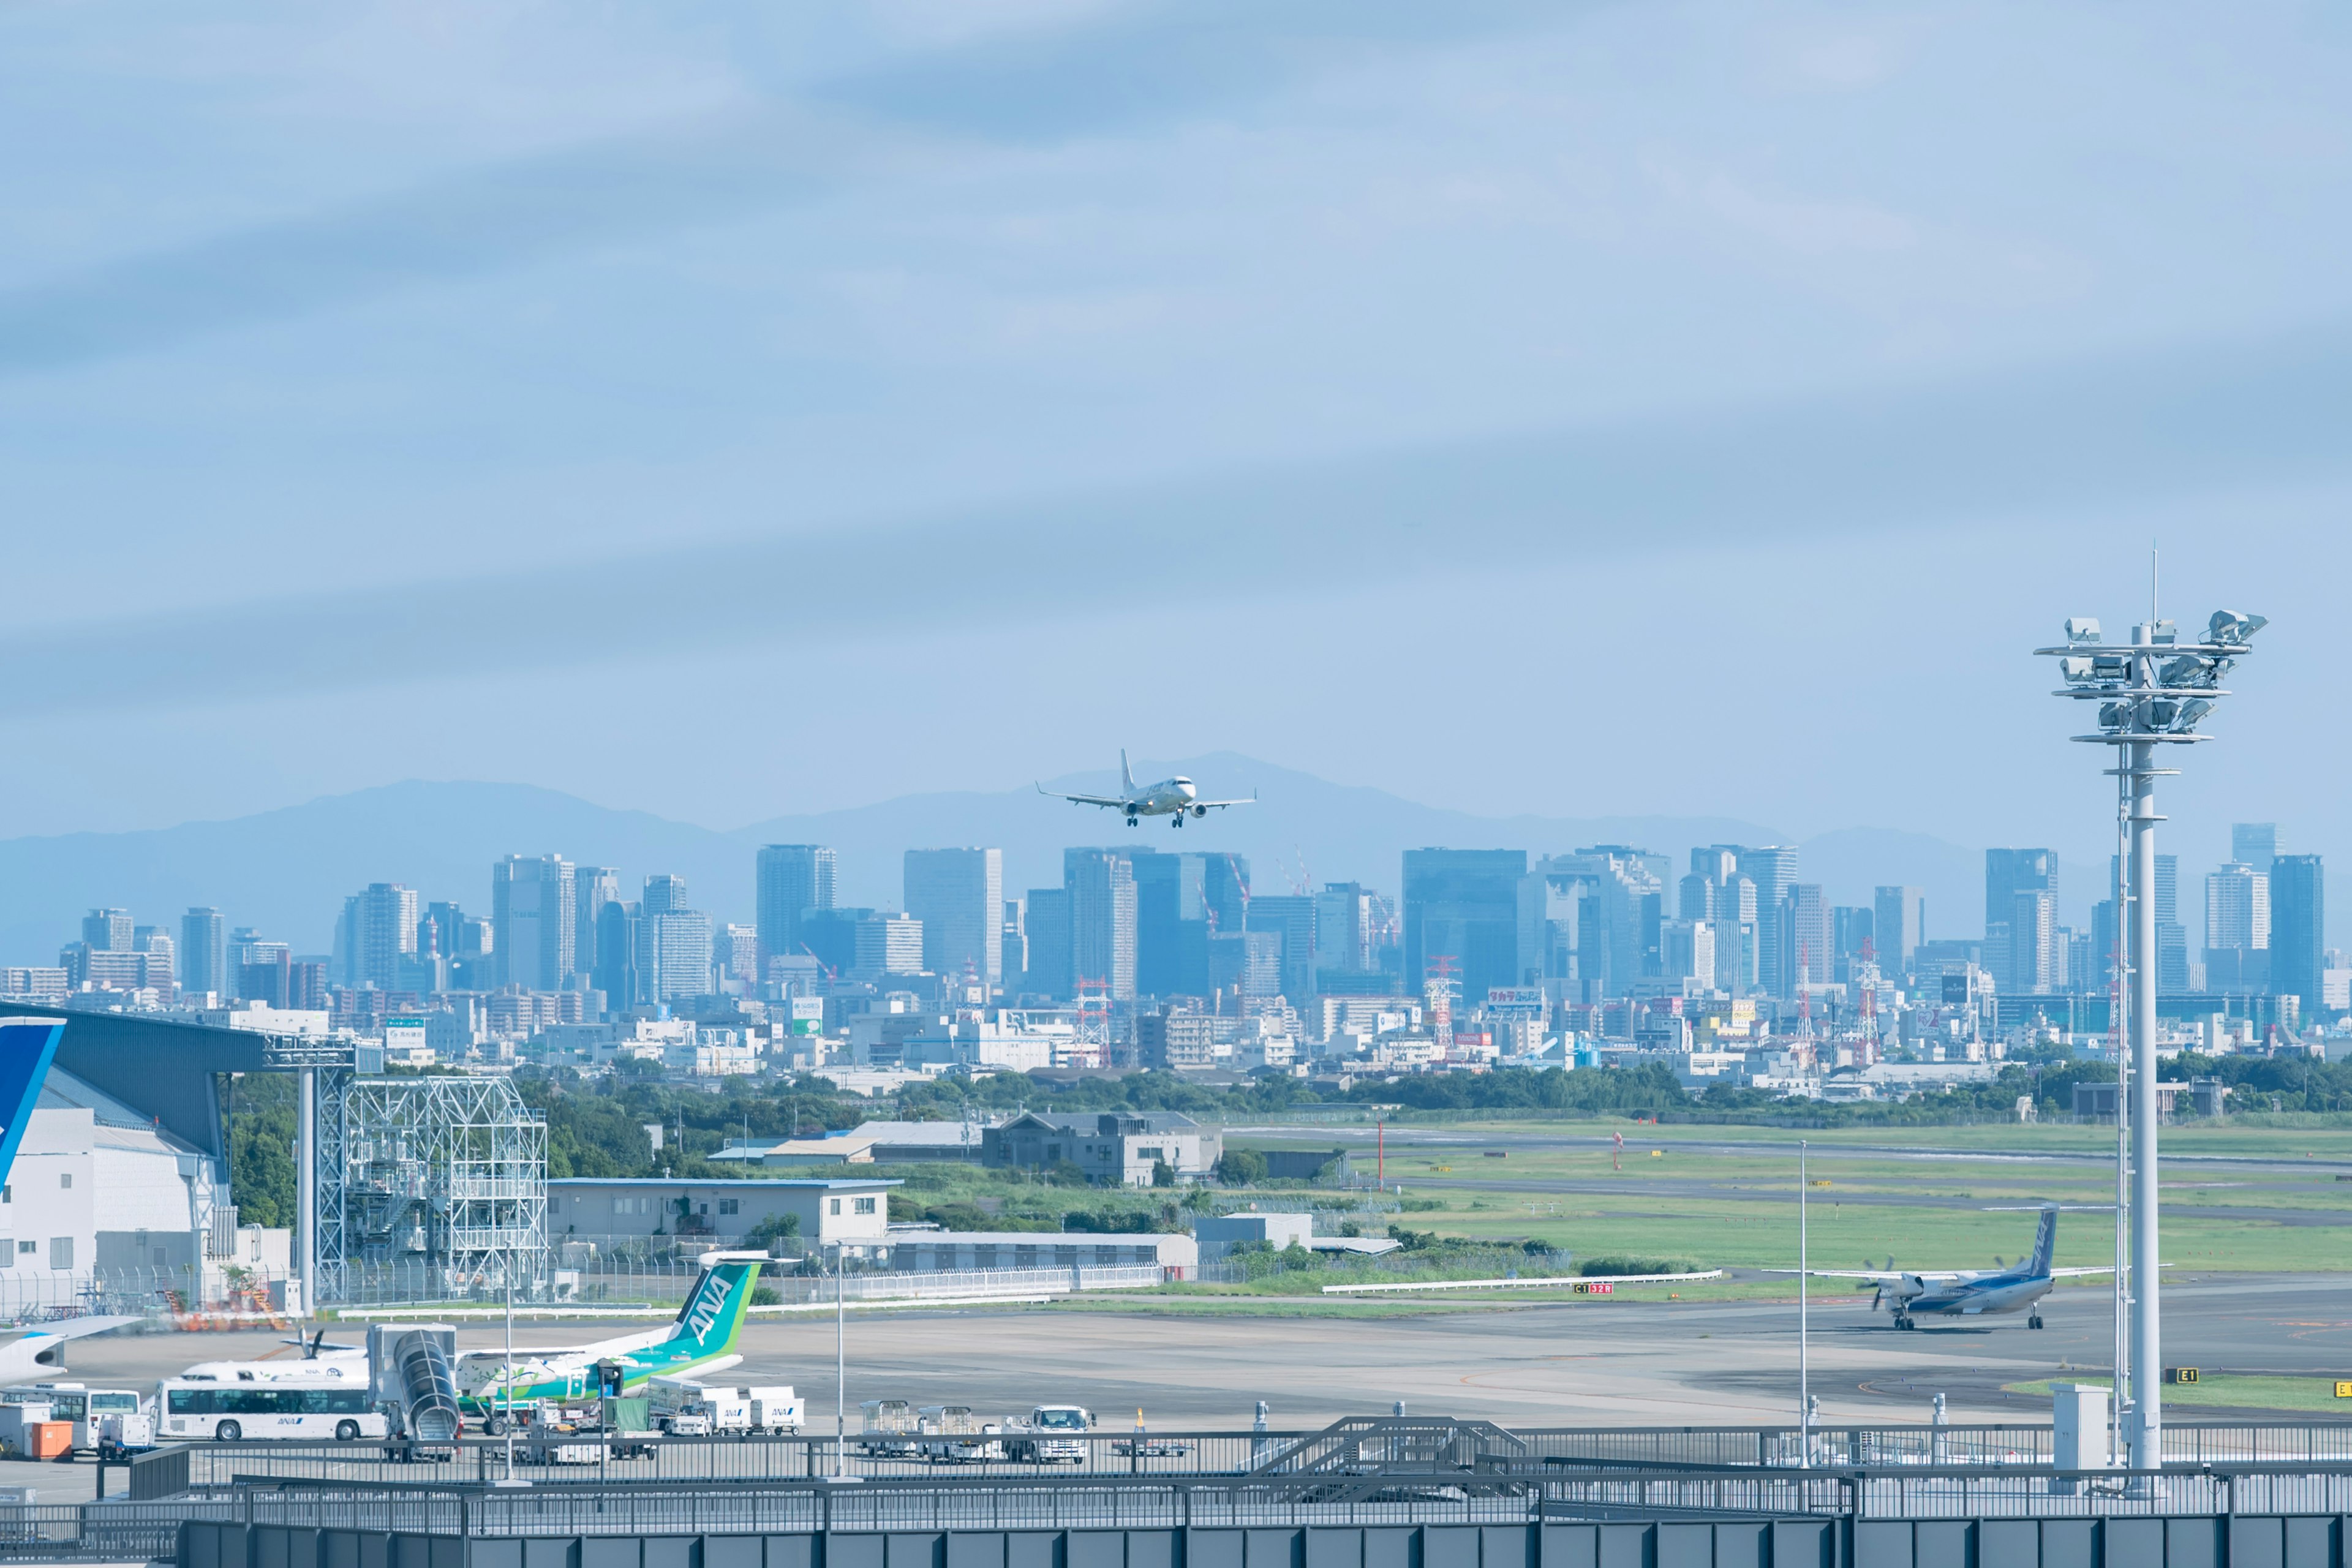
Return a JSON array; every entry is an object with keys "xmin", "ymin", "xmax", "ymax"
[{"xmin": 2037, "ymin": 599, "xmax": 2266, "ymax": 1472}]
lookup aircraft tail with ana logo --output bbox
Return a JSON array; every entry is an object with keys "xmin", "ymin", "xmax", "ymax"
[
  {"xmin": 666, "ymin": 1253, "xmax": 764, "ymax": 1360},
  {"xmin": 2026, "ymin": 1206, "xmax": 2057, "ymax": 1279}
]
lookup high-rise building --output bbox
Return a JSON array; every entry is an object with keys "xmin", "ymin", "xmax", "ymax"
[
  {"xmin": 1872, "ymin": 886, "xmax": 1925, "ymax": 972},
  {"xmin": 2232, "ymin": 823, "xmax": 2279, "ymax": 876},
  {"xmin": 643, "ymin": 874, "xmax": 689, "ymax": 917},
  {"xmin": 2270, "ymin": 854, "xmax": 2324, "ymax": 1014},
  {"xmin": 1023, "ymin": 889, "xmax": 1072, "ymax": 999},
  {"xmin": 81, "ymin": 908, "xmax": 132, "ymax": 952},
  {"xmin": 1404, "ymin": 848, "xmax": 1528, "ymax": 1005},
  {"xmin": 1000, "ymin": 899, "xmax": 1027, "ymax": 993},
  {"xmin": 756, "ymin": 845, "xmax": 836, "ymax": 970},
  {"xmin": 639, "ymin": 905, "xmax": 714, "ymax": 1002},
  {"xmin": 1734, "ymin": 847, "xmax": 1798, "ymax": 995},
  {"xmin": 1985, "ymin": 850, "xmax": 2056, "ymax": 936},
  {"xmin": 1781, "ymin": 884, "xmax": 1832, "ymax": 995},
  {"xmin": 1131, "ymin": 851, "xmax": 1248, "ymax": 998},
  {"xmin": 904, "ymin": 848, "xmax": 1004, "ymax": 987},
  {"xmin": 595, "ymin": 901, "xmax": 642, "ymax": 1011},
  {"xmin": 1315, "ymin": 883, "xmax": 1373, "ymax": 973},
  {"xmin": 1246, "ymin": 894, "xmax": 1317, "ymax": 1004},
  {"xmin": 1065, "ymin": 849, "xmax": 1139, "ymax": 1001},
  {"xmin": 181, "ymin": 907, "xmax": 227, "ymax": 996},
  {"xmin": 575, "ymin": 867, "xmax": 620, "ymax": 984},
  {"xmin": 717, "ymin": 924, "xmax": 761, "ymax": 987},
  {"xmin": 492, "ymin": 854, "xmax": 575, "ymax": 992},
  {"xmin": 2008, "ymin": 888, "xmax": 2059, "ymax": 995},
  {"xmin": 1659, "ymin": 919, "xmax": 1716, "ymax": 986},
  {"xmin": 852, "ymin": 913, "xmax": 925, "ymax": 980},
  {"xmin": 2203, "ymin": 861, "xmax": 2271, "ymax": 990},
  {"xmin": 1831, "ymin": 905, "xmax": 1874, "ymax": 983},
  {"xmin": 353, "ymin": 882, "xmax": 420, "ymax": 991}
]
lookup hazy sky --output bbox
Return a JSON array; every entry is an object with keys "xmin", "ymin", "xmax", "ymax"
[{"xmin": 5, "ymin": 0, "xmax": 2349, "ymax": 879}]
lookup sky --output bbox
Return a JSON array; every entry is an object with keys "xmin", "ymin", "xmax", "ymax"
[{"xmin": 4, "ymin": 0, "xmax": 2351, "ymax": 886}]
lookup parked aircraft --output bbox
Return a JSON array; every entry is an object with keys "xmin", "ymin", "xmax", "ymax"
[
  {"xmin": 1772, "ymin": 1206, "xmax": 2109, "ymax": 1330},
  {"xmin": 1038, "ymin": 751, "xmax": 1256, "ymax": 828},
  {"xmin": 459, "ymin": 1253, "xmax": 762, "ymax": 1427}
]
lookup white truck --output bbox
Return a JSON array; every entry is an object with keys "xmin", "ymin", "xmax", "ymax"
[
  {"xmin": 1003, "ymin": 1406, "xmax": 1092, "ymax": 1464},
  {"xmin": 647, "ymin": 1379, "xmax": 802, "ymax": 1436}
]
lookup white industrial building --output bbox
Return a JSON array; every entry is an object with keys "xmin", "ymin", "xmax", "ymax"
[
  {"xmin": 547, "ymin": 1177, "xmax": 897, "ymax": 1256},
  {"xmin": 884, "ymin": 1229, "xmax": 1196, "ymax": 1275}
]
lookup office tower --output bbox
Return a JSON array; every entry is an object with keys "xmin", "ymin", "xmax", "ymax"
[
  {"xmin": 905, "ymin": 848, "xmax": 1005, "ymax": 987},
  {"xmin": 2270, "ymin": 854, "xmax": 2324, "ymax": 1015},
  {"xmin": 492, "ymin": 854, "xmax": 575, "ymax": 992},
  {"xmin": 643, "ymin": 874, "xmax": 689, "ymax": 917},
  {"xmin": 1985, "ymin": 850, "xmax": 2056, "ymax": 936},
  {"xmin": 717, "ymin": 924, "xmax": 761, "ymax": 986},
  {"xmin": 1519, "ymin": 861, "xmax": 1589, "ymax": 990},
  {"xmin": 2115, "ymin": 850, "xmax": 2191, "ymax": 992},
  {"xmin": 2091, "ymin": 899, "xmax": 2118, "ymax": 992},
  {"xmin": 2232, "ymin": 823, "xmax": 2278, "ymax": 876},
  {"xmin": 181, "ymin": 908, "xmax": 227, "ymax": 996},
  {"xmin": 2008, "ymin": 889, "xmax": 2059, "ymax": 995},
  {"xmin": 2203, "ymin": 861, "xmax": 2271, "ymax": 990},
  {"xmin": 1873, "ymin": 887, "xmax": 1925, "ymax": 972},
  {"xmin": 1316, "ymin": 883, "xmax": 1373, "ymax": 973},
  {"xmin": 639, "ymin": 903, "xmax": 714, "ymax": 1002},
  {"xmin": 575, "ymin": 867, "xmax": 620, "ymax": 984},
  {"xmin": 1000, "ymin": 899, "xmax": 1027, "ymax": 992},
  {"xmin": 852, "ymin": 913, "xmax": 925, "ymax": 980},
  {"xmin": 1404, "ymin": 848, "xmax": 1529, "ymax": 1005},
  {"xmin": 797, "ymin": 908, "xmax": 867, "ymax": 982},
  {"xmin": 756, "ymin": 845, "xmax": 836, "ymax": 969},
  {"xmin": 595, "ymin": 901, "xmax": 642, "ymax": 1011},
  {"xmin": 1832, "ymin": 906, "xmax": 1874, "ymax": 979},
  {"xmin": 348, "ymin": 883, "xmax": 420, "ymax": 992},
  {"xmin": 1246, "ymin": 894, "xmax": 1317, "ymax": 1003},
  {"xmin": 1781, "ymin": 884, "xmax": 1832, "ymax": 995},
  {"xmin": 1024, "ymin": 889, "xmax": 1071, "ymax": 999},
  {"xmin": 1065, "ymin": 849, "xmax": 1139, "ymax": 1001},
  {"xmin": 1735, "ymin": 847, "xmax": 1798, "ymax": 995},
  {"xmin": 1660, "ymin": 919, "xmax": 1716, "ymax": 986},
  {"xmin": 1210, "ymin": 930, "xmax": 1281, "ymax": 1001},
  {"xmin": 133, "ymin": 927, "xmax": 176, "ymax": 996},
  {"xmin": 81, "ymin": 908, "xmax": 132, "ymax": 952},
  {"xmin": 1132, "ymin": 851, "xmax": 1250, "ymax": 998}
]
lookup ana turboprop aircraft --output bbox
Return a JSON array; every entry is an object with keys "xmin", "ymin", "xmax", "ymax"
[
  {"xmin": 1772, "ymin": 1206, "xmax": 2110, "ymax": 1330},
  {"xmin": 1038, "ymin": 751, "xmax": 1256, "ymax": 829}
]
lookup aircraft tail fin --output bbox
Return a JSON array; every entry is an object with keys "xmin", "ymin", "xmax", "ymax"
[
  {"xmin": 1120, "ymin": 749, "xmax": 1136, "ymax": 795},
  {"xmin": 0, "ymin": 1019, "xmax": 64, "ymax": 1194},
  {"xmin": 2027, "ymin": 1206, "xmax": 2057, "ymax": 1277},
  {"xmin": 667, "ymin": 1254, "xmax": 764, "ymax": 1359}
]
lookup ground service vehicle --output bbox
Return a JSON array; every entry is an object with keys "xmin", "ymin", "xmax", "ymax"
[
  {"xmin": 648, "ymin": 1376, "xmax": 749, "ymax": 1435},
  {"xmin": 917, "ymin": 1405, "xmax": 1004, "ymax": 1464},
  {"xmin": 1, "ymin": 1385, "xmax": 148, "ymax": 1456},
  {"xmin": 858, "ymin": 1399, "xmax": 918, "ymax": 1458},
  {"xmin": 1005, "ymin": 1406, "xmax": 1091, "ymax": 1463},
  {"xmin": 740, "ymin": 1387, "xmax": 804, "ymax": 1434},
  {"xmin": 156, "ymin": 1379, "xmax": 389, "ymax": 1442}
]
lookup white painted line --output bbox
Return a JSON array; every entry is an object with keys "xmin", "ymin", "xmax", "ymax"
[{"xmin": 1320, "ymin": 1270, "xmax": 1724, "ymax": 1295}]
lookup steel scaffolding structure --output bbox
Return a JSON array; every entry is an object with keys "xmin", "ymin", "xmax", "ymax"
[{"xmin": 318, "ymin": 1075, "xmax": 547, "ymax": 1303}]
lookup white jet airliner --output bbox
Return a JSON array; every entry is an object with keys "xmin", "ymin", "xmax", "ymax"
[{"xmin": 1039, "ymin": 752, "xmax": 1256, "ymax": 829}]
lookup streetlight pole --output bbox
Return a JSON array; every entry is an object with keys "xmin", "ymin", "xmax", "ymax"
[
  {"xmin": 834, "ymin": 1240, "xmax": 847, "ymax": 1480},
  {"xmin": 1798, "ymin": 1139, "xmax": 1809, "ymax": 1467},
  {"xmin": 2040, "ymin": 600, "xmax": 2265, "ymax": 1474}
]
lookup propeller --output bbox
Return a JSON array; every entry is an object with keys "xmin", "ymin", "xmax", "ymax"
[{"xmin": 1993, "ymin": 1257, "xmax": 2006, "ymax": 1270}]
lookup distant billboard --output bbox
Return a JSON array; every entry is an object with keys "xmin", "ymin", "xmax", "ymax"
[
  {"xmin": 1485, "ymin": 987, "xmax": 1548, "ymax": 1018},
  {"xmin": 789, "ymin": 996, "xmax": 826, "ymax": 1036}
]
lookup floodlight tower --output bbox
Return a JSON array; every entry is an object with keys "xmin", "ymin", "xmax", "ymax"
[{"xmin": 2038, "ymin": 604, "xmax": 2266, "ymax": 1471}]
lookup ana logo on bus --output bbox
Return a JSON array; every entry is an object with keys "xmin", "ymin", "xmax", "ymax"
[{"xmin": 686, "ymin": 1275, "xmax": 733, "ymax": 1340}]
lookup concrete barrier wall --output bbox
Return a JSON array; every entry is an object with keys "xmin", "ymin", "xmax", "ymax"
[{"xmin": 179, "ymin": 1513, "xmax": 2352, "ymax": 1568}]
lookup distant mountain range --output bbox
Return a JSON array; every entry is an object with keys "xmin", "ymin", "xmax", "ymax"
[{"xmin": 0, "ymin": 755, "xmax": 2082, "ymax": 964}]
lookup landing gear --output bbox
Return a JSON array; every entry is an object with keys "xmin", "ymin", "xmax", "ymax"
[
  {"xmin": 2029, "ymin": 1315, "xmax": 2045, "ymax": 1330},
  {"xmin": 1125, "ymin": 816, "xmax": 1139, "ymax": 828},
  {"xmin": 1894, "ymin": 1314, "xmax": 1914, "ymax": 1331},
  {"xmin": 1171, "ymin": 813, "xmax": 1185, "ymax": 828}
]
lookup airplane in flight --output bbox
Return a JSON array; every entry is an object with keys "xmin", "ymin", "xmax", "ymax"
[
  {"xmin": 1038, "ymin": 750, "xmax": 1256, "ymax": 829},
  {"xmin": 1771, "ymin": 1206, "xmax": 2111, "ymax": 1330}
]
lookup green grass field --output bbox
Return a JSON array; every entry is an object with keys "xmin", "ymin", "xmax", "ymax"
[{"xmin": 2005, "ymin": 1375, "xmax": 2352, "ymax": 1414}]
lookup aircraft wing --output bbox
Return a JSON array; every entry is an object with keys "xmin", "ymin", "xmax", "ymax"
[
  {"xmin": 0, "ymin": 1315, "xmax": 142, "ymax": 1382},
  {"xmin": 1758, "ymin": 1269, "xmax": 1966, "ymax": 1282},
  {"xmin": 1187, "ymin": 795, "xmax": 1256, "ymax": 811},
  {"xmin": 2048, "ymin": 1267, "xmax": 2117, "ymax": 1277},
  {"xmin": 1036, "ymin": 784, "xmax": 1129, "ymax": 810}
]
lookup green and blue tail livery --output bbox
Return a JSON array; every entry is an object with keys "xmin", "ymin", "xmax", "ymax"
[{"xmin": 0, "ymin": 1019, "xmax": 64, "ymax": 1194}]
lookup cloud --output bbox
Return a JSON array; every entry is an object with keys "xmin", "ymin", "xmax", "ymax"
[{"xmin": 4, "ymin": 318, "xmax": 2345, "ymax": 719}]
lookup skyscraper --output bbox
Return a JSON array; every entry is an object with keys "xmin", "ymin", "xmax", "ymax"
[
  {"xmin": 1246, "ymin": 894, "xmax": 1317, "ymax": 1004},
  {"xmin": 2008, "ymin": 888, "xmax": 2059, "ymax": 995},
  {"xmin": 1316, "ymin": 883, "xmax": 1373, "ymax": 973},
  {"xmin": 181, "ymin": 907, "xmax": 227, "ymax": 996},
  {"xmin": 81, "ymin": 908, "xmax": 132, "ymax": 952},
  {"xmin": 1734, "ymin": 847, "xmax": 1798, "ymax": 995},
  {"xmin": 1000, "ymin": 899, "xmax": 1027, "ymax": 993},
  {"xmin": 904, "ymin": 848, "xmax": 1004, "ymax": 986},
  {"xmin": 1065, "ymin": 849, "xmax": 1139, "ymax": 1001},
  {"xmin": 1985, "ymin": 850, "xmax": 2056, "ymax": 936},
  {"xmin": 1781, "ymin": 884, "xmax": 1832, "ymax": 995},
  {"xmin": 1872, "ymin": 886, "xmax": 1925, "ymax": 971},
  {"xmin": 2232, "ymin": 823, "xmax": 2279, "ymax": 876},
  {"xmin": 354, "ymin": 882, "xmax": 420, "ymax": 991},
  {"xmin": 2270, "ymin": 854, "xmax": 2324, "ymax": 1015},
  {"xmin": 756, "ymin": 845, "xmax": 836, "ymax": 973},
  {"xmin": 1023, "ymin": 889, "xmax": 1071, "ymax": 999},
  {"xmin": 575, "ymin": 867, "xmax": 620, "ymax": 985},
  {"xmin": 2203, "ymin": 861, "xmax": 2271, "ymax": 990},
  {"xmin": 595, "ymin": 900, "xmax": 641, "ymax": 1011},
  {"xmin": 639, "ymin": 903, "xmax": 714, "ymax": 1002},
  {"xmin": 492, "ymin": 854, "xmax": 575, "ymax": 992},
  {"xmin": 643, "ymin": 874, "xmax": 689, "ymax": 916},
  {"xmin": 1403, "ymin": 849, "xmax": 1527, "ymax": 1005}
]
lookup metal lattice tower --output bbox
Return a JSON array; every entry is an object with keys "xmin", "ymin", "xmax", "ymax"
[{"xmin": 320, "ymin": 1075, "xmax": 548, "ymax": 1302}]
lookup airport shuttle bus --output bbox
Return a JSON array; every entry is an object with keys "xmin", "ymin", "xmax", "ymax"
[{"xmin": 158, "ymin": 1379, "xmax": 388, "ymax": 1442}]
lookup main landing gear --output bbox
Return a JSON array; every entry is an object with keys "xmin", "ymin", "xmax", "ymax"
[
  {"xmin": 1893, "ymin": 1313, "xmax": 1916, "ymax": 1331},
  {"xmin": 2029, "ymin": 1314, "xmax": 2045, "ymax": 1330}
]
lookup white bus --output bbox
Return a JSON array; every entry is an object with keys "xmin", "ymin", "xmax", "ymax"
[
  {"xmin": 157, "ymin": 1380, "xmax": 389, "ymax": 1442},
  {"xmin": 0, "ymin": 1385, "xmax": 146, "ymax": 1452}
]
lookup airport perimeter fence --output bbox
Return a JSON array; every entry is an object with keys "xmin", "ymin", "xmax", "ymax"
[
  {"xmin": 338, "ymin": 1264, "xmax": 1172, "ymax": 1316},
  {"xmin": 134, "ymin": 1421, "xmax": 2352, "ymax": 1497}
]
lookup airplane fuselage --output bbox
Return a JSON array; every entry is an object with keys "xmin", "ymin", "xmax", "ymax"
[{"xmin": 1125, "ymin": 778, "xmax": 1200, "ymax": 819}]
